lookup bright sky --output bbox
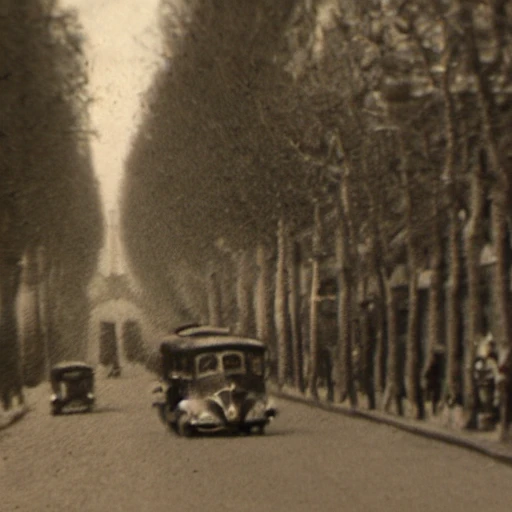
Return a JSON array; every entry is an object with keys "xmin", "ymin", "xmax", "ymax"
[
  {"xmin": 59, "ymin": 0, "xmax": 163, "ymax": 212},
  {"xmin": 58, "ymin": 0, "xmax": 164, "ymax": 274}
]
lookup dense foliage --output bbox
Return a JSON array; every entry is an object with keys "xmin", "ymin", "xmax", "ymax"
[
  {"xmin": 0, "ymin": 0, "xmax": 103, "ymax": 406},
  {"xmin": 121, "ymin": 0, "xmax": 316, "ymax": 324},
  {"xmin": 122, "ymin": 0, "xmax": 512, "ymax": 435}
]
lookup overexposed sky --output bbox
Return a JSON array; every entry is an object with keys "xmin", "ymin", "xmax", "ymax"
[
  {"xmin": 60, "ymin": 0, "xmax": 163, "ymax": 211},
  {"xmin": 57, "ymin": 0, "xmax": 164, "ymax": 275}
]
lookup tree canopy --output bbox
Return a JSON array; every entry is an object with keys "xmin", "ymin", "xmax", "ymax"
[
  {"xmin": 121, "ymin": 0, "xmax": 315, "ymax": 324},
  {"xmin": 0, "ymin": 0, "xmax": 103, "ymax": 400}
]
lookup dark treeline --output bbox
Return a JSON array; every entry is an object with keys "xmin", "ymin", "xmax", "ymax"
[
  {"xmin": 121, "ymin": 1, "xmax": 512, "ymax": 438},
  {"xmin": 0, "ymin": 0, "xmax": 103, "ymax": 410},
  {"xmin": 122, "ymin": 0, "xmax": 312, "ymax": 329}
]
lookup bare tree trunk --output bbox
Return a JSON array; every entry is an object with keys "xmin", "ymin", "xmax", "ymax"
[
  {"xmin": 235, "ymin": 250, "xmax": 251, "ymax": 335},
  {"xmin": 491, "ymin": 198, "xmax": 512, "ymax": 439},
  {"xmin": 308, "ymin": 203, "xmax": 321, "ymax": 399},
  {"xmin": 364, "ymin": 191, "xmax": 388, "ymax": 409},
  {"xmin": 373, "ymin": 288, "xmax": 387, "ymax": 409},
  {"xmin": 274, "ymin": 216, "xmax": 289, "ymax": 390},
  {"xmin": 255, "ymin": 243, "xmax": 271, "ymax": 343},
  {"xmin": 360, "ymin": 140, "xmax": 389, "ymax": 409},
  {"xmin": 218, "ymin": 256, "xmax": 236, "ymax": 328},
  {"xmin": 335, "ymin": 237, "xmax": 355, "ymax": 406},
  {"xmin": 405, "ymin": 266, "xmax": 423, "ymax": 418},
  {"xmin": 383, "ymin": 275, "xmax": 402, "ymax": 415},
  {"xmin": 423, "ymin": 195, "xmax": 444, "ymax": 395},
  {"xmin": 436, "ymin": 37, "xmax": 463, "ymax": 409},
  {"xmin": 360, "ymin": 302, "xmax": 376, "ymax": 409},
  {"xmin": 206, "ymin": 260, "xmax": 222, "ymax": 327},
  {"xmin": 0, "ymin": 256, "xmax": 24, "ymax": 410},
  {"xmin": 445, "ymin": 207, "xmax": 462, "ymax": 407},
  {"xmin": 463, "ymin": 151, "xmax": 485, "ymax": 427},
  {"xmin": 36, "ymin": 246, "xmax": 51, "ymax": 379},
  {"xmin": 335, "ymin": 183, "xmax": 357, "ymax": 408},
  {"xmin": 20, "ymin": 246, "xmax": 45, "ymax": 387},
  {"xmin": 398, "ymin": 137, "xmax": 424, "ymax": 419},
  {"xmin": 46, "ymin": 259, "xmax": 63, "ymax": 365},
  {"xmin": 287, "ymin": 238, "xmax": 304, "ymax": 393}
]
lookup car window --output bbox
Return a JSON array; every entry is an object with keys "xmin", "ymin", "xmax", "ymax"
[
  {"xmin": 174, "ymin": 355, "xmax": 192, "ymax": 377},
  {"xmin": 62, "ymin": 370, "xmax": 84, "ymax": 379},
  {"xmin": 247, "ymin": 354, "xmax": 263, "ymax": 376},
  {"xmin": 197, "ymin": 353, "xmax": 219, "ymax": 374},
  {"xmin": 222, "ymin": 353, "xmax": 243, "ymax": 373}
]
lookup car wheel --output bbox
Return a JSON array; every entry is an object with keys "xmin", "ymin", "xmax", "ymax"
[
  {"xmin": 177, "ymin": 414, "xmax": 193, "ymax": 437},
  {"xmin": 51, "ymin": 406, "xmax": 61, "ymax": 416},
  {"xmin": 256, "ymin": 424, "xmax": 265, "ymax": 435},
  {"xmin": 240, "ymin": 425, "xmax": 252, "ymax": 436}
]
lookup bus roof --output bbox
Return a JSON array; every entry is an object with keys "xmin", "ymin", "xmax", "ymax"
[{"xmin": 160, "ymin": 335, "xmax": 266, "ymax": 354}]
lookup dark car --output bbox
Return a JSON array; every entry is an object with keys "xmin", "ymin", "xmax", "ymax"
[
  {"xmin": 50, "ymin": 361, "xmax": 95, "ymax": 415},
  {"xmin": 152, "ymin": 324, "xmax": 277, "ymax": 436}
]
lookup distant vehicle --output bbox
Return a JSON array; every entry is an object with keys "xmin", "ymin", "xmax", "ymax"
[
  {"xmin": 50, "ymin": 361, "xmax": 95, "ymax": 415},
  {"xmin": 152, "ymin": 324, "xmax": 277, "ymax": 436}
]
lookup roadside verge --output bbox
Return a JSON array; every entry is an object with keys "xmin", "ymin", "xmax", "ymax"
[{"xmin": 270, "ymin": 385, "xmax": 512, "ymax": 467}]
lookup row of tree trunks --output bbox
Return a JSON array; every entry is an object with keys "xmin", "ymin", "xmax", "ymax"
[
  {"xmin": 461, "ymin": 0, "xmax": 512, "ymax": 440},
  {"xmin": 209, "ymin": 174, "xmax": 506, "ymax": 434},
  {"xmin": 206, "ymin": 215, "xmax": 306, "ymax": 392},
  {"xmin": 0, "ymin": 256, "xmax": 24, "ymax": 410},
  {"xmin": 1, "ymin": 242, "xmax": 94, "ymax": 397}
]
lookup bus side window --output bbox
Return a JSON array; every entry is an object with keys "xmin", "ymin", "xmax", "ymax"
[{"xmin": 248, "ymin": 354, "xmax": 263, "ymax": 376}]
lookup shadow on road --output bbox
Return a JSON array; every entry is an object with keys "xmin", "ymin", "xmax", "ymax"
[
  {"xmin": 89, "ymin": 405, "xmax": 126, "ymax": 415},
  {"xmin": 50, "ymin": 405, "xmax": 125, "ymax": 416},
  {"xmin": 165, "ymin": 428, "xmax": 295, "ymax": 440}
]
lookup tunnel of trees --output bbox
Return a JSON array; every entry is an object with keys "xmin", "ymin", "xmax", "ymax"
[
  {"xmin": 121, "ymin": 0, "xmax": 512, "ymax": 438},
  {"xmin": 121, "ymin": 0, "xmax": 314, "ymax": 329},
  {"xmin": 0, "ymin": 0, "xmax": 103, "ymax": 410}
]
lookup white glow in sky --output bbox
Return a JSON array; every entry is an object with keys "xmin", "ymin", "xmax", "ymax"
[
  {"xmin": 59, "ymin": 0, "xmax": 163, "ymax": 211},
  {"xmin": 57, "ymin": 0, "xmax": 164, "ymax": 275}
]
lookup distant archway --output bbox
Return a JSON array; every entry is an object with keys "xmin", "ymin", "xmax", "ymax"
[{"xmin": 87, "ymin": 273, "xmax": 158, "ymax": 367}]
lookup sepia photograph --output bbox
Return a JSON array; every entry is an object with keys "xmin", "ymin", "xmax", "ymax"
[{"xmin": 2, "ymin": 0, "xmax": 512, "ymax": 510}]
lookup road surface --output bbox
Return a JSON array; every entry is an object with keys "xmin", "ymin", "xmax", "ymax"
[{"xmin": 1, "ymin": 367, "xmax": 512, "ymax": 512}]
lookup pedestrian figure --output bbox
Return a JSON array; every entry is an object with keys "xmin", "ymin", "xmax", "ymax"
[
  {"xmin": 474, "ymin": 332, "xmax": 500, "ymax": 426},
  {"xmin": 422, "ymin": 346, "xmax": 445, "ymax": 415},
  {"xmin": 318, "ymin": 346, "xmax": 334, "ymax": 402}
]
